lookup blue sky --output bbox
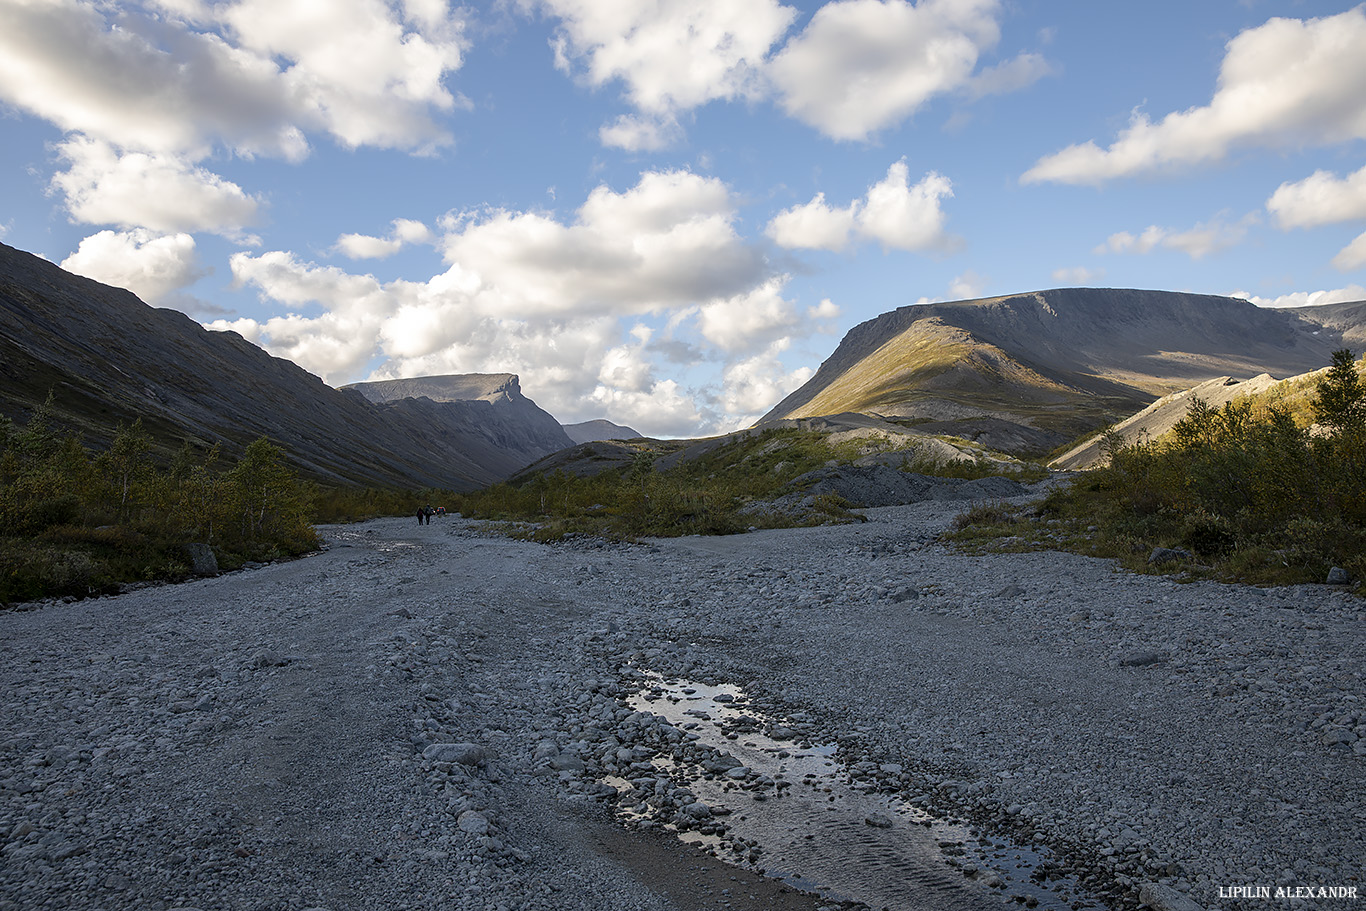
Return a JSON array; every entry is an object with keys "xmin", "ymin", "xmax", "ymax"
[{"xmin": 2, "ymin": 0, "xmax": 1365, "ymax": 437}]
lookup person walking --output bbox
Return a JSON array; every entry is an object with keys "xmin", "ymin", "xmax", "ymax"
[{"xmin": 416, "ymin": 506, "xmax": 427, "ymax": 525}]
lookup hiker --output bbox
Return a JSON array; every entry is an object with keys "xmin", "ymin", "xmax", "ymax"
[
  {"xmin": 425, "ymin": 505, "xmax": 435, "ymax": 522},
  {"xmin": 416, "ymin": 506, "xmax": 427, "ymax": 525}
]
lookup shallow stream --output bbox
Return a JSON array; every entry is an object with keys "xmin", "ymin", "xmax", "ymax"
[{"xmin": 614, "ymin": 674, "xmax": 1106, "ymax": 911}]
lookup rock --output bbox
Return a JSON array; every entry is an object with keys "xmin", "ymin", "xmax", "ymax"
[
  {"xmin": 423, "ymin": 743, "xmax": 488, "ymax": 767},
  {"xmin": 1147, "ymin": 547, "xmax": 1191, "ymax": 566},
  {"xmin": 1138, "ymin": 882, "xmax": 1207, "ymax": 911},
  {"xmin": 183, "ymin": 543, "xmax": 218, "ymax": 576},
  {"xmin": 548, "ymin": 753, "xmax": 587, "ymax": 772},
  {"xmin": 1327, "ymin": 566, "xmax": 1351, "ymax": 585},
  {"xmin": 250, "ymin": 649, "xmax": 287, "ymax": 669},
  {"xmin": 996, "ymin": 585, "xmax": 1026, "ymax": 598},
  {"xmin": 457, "ymin": 810, "xmax": 490, "ymax": 836},
  {"xmin": 1120, "ymin": 651, "xmax": 1169, "ymax": 668},
  {"xmin": 863, "ymin": 813, "xmax": 894, "ymax": 828}
]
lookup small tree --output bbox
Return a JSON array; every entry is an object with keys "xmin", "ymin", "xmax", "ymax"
[{"xmin": 1312, "ymin": 349, "xmax": 1365, "ymax": 434}]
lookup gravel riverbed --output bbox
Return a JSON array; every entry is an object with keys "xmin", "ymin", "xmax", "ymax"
[{"xmin": 1, "ymin": 496, "xmax": 1361, "ymax": 911}]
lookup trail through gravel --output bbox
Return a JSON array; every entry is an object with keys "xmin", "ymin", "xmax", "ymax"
[{"xmin": 1, "ymin": 498, "xmax": 1362, "ymax": 911}]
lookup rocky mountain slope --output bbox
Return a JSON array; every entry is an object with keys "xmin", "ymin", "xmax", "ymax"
[
  {"xmin": 344, "ymin": 374, "xmax": 574, "ymax": 479},
  {"xmin": 0, "ymin": 243, "xmax": 551, "ymax": 490},
  {"xmin": 761, "ymin": 288, "xmax": 1363, "ymax": 457}
]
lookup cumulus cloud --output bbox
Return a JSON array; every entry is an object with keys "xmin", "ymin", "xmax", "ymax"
[
  {"xmin": 61, "ymin": 229, "xmax": 208, "ymax": 303},
  {"xmin": 1267, "ymin": 165, "xmax": 1366, "ymax": 230},
  {"xmin": 0, "ymin": 0, "xmax": 468, "ymax": 159},
  {"xmin": 51, "ymin": 136, "xmax": 262, "ymax": 238},
  {"xmin": 599, "ymin": 113, "xmax": 683, "ymax": 152},
  {"xmin": 1233, "ymin": 285, "xmax": 1366, "ymax": 309},
  {"xmin": 1332, "ymin": 233, "xmax": 1366, "ymax": 272},
  {"xmin": 765, "ymin": 192, "xmax": 859, "ymax": 251},
  {"xmin": 335, "ymin": 218, "xmax": 435, "ymax": 259},
  {"xmin": 542, "ymin": 0, "xmax": 796, "ymax": 115},
  {"xmin": 213, "ymin": 170, "xmax": 839, "ymax": 436},
  {"xmin": 1267, "ymin": 165, "xmax": 1366, "ymax": 271},
  {"xmin": 1023, "ymin": 8, "xmax": 1366, "ymax": 185},
  {"xmin": 712, "ymin": 340, "xmax": 814, "ymax": 430},
  {"xmin": 768, "ymin": 0, "xmax": 1013, "ymax": 140},
  {"xmin": 947, "ymin": 269, "xmax": 985, "ymax": 300},
  {"xmin": 1051, "ymin": 266, "xmax": 1104, "ymax": 285},
  {"xmin": 1095, "ymin": 215, "xmax": 1251, "ymax": 260},
  {"xmin": 767, "ymin": 160, "xmax": 954, "ymax": 252}
]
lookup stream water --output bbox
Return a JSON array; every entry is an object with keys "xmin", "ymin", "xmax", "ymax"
[{"xmin": 613, "ymin": 674, "xmax": 1107, "ymax": 911}]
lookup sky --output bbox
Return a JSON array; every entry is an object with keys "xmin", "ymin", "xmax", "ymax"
[{"xmin": 2, "ymin": 0, "xmax": 1366, "ymax": 438}]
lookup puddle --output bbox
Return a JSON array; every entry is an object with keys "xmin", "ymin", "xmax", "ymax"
[{"xmin": 609, "ymin": 674, "xmax": 1105, "ymax": 911}]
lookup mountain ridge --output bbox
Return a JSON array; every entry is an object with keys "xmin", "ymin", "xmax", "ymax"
[
  {"xmin": 0, "ymin": 243, "xmax": 557, "ymax": 490},
  {"xmin": 761, "ymin": 288, "xmax": 1362, "ymax": 455}
]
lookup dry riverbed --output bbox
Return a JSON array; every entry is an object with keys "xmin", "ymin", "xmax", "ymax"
[{"xmin": 1, "ymin": 498, "xmax": 1362, "ymax": 911}]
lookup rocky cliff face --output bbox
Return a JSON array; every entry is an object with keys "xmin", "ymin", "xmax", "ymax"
[
  {"xmin": 344, "ymin": 375, "xmax": 574, "ymax": 478},
  {"xmin": 761, "ymin": 288, "xmax": 1360, "ymax": 456},
  {"xmin": 0, "ymin": 243, "xmax": 559, "ymax": 490}
]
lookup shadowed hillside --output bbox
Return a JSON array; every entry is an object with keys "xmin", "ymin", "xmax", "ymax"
[{"xmin": 0, "ymin": 243, "xmax": 550, "ymax": 490}]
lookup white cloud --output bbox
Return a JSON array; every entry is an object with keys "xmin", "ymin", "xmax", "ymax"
[
  {"xmin": 1266, "ymin": 165, "xmax": 1366, "ymax": 271},
  {"xmin": 767, "ymin": 160, "xmax": 954, "ymax": 252},
  {"xmin": 1267, "ymin": 165, "xmax": 1366, "ymax": 230},
  {"xmin": 1023, "ymin": 8, "xmax": 1366, "ymax": 185},
  {"xmin": 713, "ymin": 340, "xmax": 813, "ymax": 430},
  {"xmin": 218, "ymin": 0, "xmax": 469, "ymax": 151},
  {"xmin": 1096, "ymin": 215, "xmax": 1251, "ymax": 260},
  {"xmin": 61, "ymin": 229, "xmax": 207, "ymax": 303},
  {"xmin": 765, "ymin": 192, "xmax": 859, "ymax": 251},
  {"xmin": 858, "ymin": 162, "xmax": 953, "ymax": 251},
  {"xmin": 768, "ymin": 0, "xmax": 1011, "ymax": 141},
  {"xmin": 1051, "ymin": 266, "xmax": 1104, "ymax": 285},
  {"xmin": 965, "ymin": 51, "xmax": 1051, "ymax": 99},
  {"xmin": 335, "ymin": 218, "xmax": 435, "ymax": 259},
  {"xmin": 50, "ymin": 136, "xmax": 262, "ymax": 238},
  {"xmin": 541, "ymin": 0, "xmax": 797, "ymax": 117},
  {"xmin": 1333, "ymin": 232, "xmax": 1366, "ymax": 272},
  {"xmin": 0, "ymin": 0, "xmax": 468, "ymax": 161},
  {"xmin": 213, "ymin": 170, "xmax": 837, "ymax": 436},
  {"xmin": 947, "ymin": 269, "xmax": 985, "ymax": 300},
  {"xmin": 1233, "ymin": 285, "xmax": 1366, "ymax": 309},
  {"xmin": 599, "ymin": 113, "xmax": 683, "ymax": 152},
  {"xmin": 697, "ymin": 278, "xmax": 803, "ymax": 352},
  {"xmin": 336, "ymin": 233, "xmax": 403, "ymax": 259}
]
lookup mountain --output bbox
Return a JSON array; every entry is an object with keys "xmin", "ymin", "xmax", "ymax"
[
  {"xmin": 760, "ymin": 288, "xmax": 1362, "ymax": 456},
  {"xmin": 343, "ymin": 374, "xmax": 573, "ymax": 478},
  {"xmin": 562, "ymin": 419, "xmax": 642, "ymax": 444},
  {"xmin": 0, "ymin": 243, "xmax": 552, "ymax": 491}
]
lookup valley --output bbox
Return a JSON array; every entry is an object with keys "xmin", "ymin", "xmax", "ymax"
[{"xmin": 1, "ymin": 506, "xmax": 1360, "ymax": 911}]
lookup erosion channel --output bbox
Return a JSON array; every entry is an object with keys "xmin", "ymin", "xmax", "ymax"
[{"xmin": 1, "ymin": 499, "xmax": 1362, "ymax": 911}]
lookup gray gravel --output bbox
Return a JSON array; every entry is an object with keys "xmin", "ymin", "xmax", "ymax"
[{"xmin": 1, "ymin": 495, "xmax": 1361, "ymax": 911}]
